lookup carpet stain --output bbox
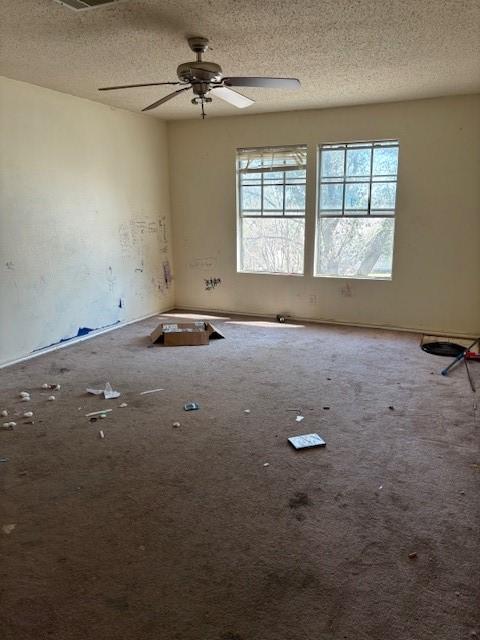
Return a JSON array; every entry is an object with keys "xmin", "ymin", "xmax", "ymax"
[
  {"xmin": 7, "ymin": 597, "xmax": 56, "ymax": 630},
  {"xmin": 301, "ymin": 572, "xmax": 317, "ymax": 588},
  {"xmin": 289, "ymin": 491, "xmax": 312, "ymax": 509},
  {"xmin": 105, "ymin": 596, "xmax": 129, "ymax": 611}
]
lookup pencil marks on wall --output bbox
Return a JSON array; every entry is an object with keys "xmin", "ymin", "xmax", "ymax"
[
  {"xmin": 341, "ymin": 283, "xmax": 353, "ymax": 298},
  {"xmin": 163, "ymin": 261, "xmax": 173, "ymax": 289},
  {"xmin": 189, "ymin": 257, "xmax": 222, "ymax": 293},
  {"xmin": 119, "ymin": 218, "xmax": 150, "ymax": 255},
  {"xmin": 308, "ymin": 283, "xmax": 354, "ymax": 306},
  {"xmin": 107, "ymin": 266, "xmax": 117, "ymax": 293},
  {"xmin": 189, "ymin": 256, "xmax": 217, "ymax": 271},
  {"xmin": 158, "ymin": 216, "xmax": 167, "ymax": 242},
  {"xmin": 118, "ymin": 224, "xmax": 131, "ymax": 254},
  {"xmin": 116, "ymin": 213, "xmax": 173, "ymax": 311},
  {"xmin": 117, "ymin": 214, "xmax": 170, "ymax": 270},
  {"xmin": 158, "ymin": 215, "xmax": 168, "ymax": 254}
]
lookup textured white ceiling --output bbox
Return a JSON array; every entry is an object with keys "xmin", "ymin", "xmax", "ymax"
[{"xmin": 1, "ymin": 0, "xmax": 479, "ymax": 120}]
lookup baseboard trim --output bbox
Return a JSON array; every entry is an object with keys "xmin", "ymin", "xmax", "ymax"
[
  {"xmin": 0, "ymin": 308, "xmax": 174, "ymax": 369},
  {"xmin": 2, "ymin": 304, "xmax": 476, "ymax": 369},
  {"xmin": 172, "ymin": 305, "xmax": 477, "ymax": 340}
]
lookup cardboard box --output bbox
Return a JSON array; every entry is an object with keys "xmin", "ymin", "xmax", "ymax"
[{"xmin": 150, "ymin": 321, "xmax": 225, "ymax": 347}]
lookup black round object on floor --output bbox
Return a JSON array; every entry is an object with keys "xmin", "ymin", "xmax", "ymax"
[{"xmin": 421, "ymin": 342, "xmax": 465, "ymax": 357}]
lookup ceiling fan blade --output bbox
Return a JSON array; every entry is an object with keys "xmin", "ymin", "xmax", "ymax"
[
  {"xmin": 142, "ymin": 86, "xmax": 191, "ymax": 112},
  {"xmin": 98, "ymin": 81, "xmax": 180, "ymax": 92},
  {"xmin": 223, "ymin": 77, "xmax": 301, "ymax": 89},
  {"xmin": 211, "ymin": 86, "xmax": 254, "ymax": 109}
]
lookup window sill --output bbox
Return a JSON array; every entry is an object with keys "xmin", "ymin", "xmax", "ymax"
[
  {"xmin": 237, "ymin": 270, "xmax": 304, "ymax": 277},
  {"xmin": 313, "ymin": 273, "xmax": 392, "ymax": 281}
]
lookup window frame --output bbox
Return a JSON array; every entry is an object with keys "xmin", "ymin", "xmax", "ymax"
[
  {"xmin": 236, "ymin": 144, "xmax": 307, "ymax": 276},
  {"xmin": 314, "ymin": 138, "xmax": 400, "ymax": 281}
]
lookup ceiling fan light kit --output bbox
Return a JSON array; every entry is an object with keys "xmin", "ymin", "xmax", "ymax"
[{"xmin": 98, "ymin": 36, "xmax": 301, "ymax": 119}]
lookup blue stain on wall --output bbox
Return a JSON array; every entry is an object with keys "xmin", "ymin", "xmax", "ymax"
[
  {"xmin": 118, "ymin": 298, "xmax": 123, "ymax": 308},
  {"xmin": 77, "ymin": 327, "xmax": 93, "ymax": 337},
  {"xmin": 33, "ymin": 320, "xmax": 121, "ymax": 353}
]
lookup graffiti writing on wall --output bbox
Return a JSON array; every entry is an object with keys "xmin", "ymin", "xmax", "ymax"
[{"xmin": 204, "ymin": 277, "xmax": 222, "ymax": 291}]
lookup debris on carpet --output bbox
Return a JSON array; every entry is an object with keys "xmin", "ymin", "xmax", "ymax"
[
  {"xmin": 2, "ymin": 524, "xmax": 16, "ymax": 534},
  {"xmin": 139, "ymin": 388, "xmax": 164, "ymax": 395},
  {"xmin": 288, "ymin": 433, "xmax": 326, "ymax": 449},
  {"xmin": 85, "ymin": 409, "xmax": 113, "ymax": 418},
  {"xmin": 184, "ymin": 402, "xmax": 200, "ymax": 411},
  {"xmin": 86, "ymin": 382, "xmax": 121, "ymax": 399}
]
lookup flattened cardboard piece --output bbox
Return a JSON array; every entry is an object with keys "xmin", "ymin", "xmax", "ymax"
[{"xmin": 150, "ymin": 321, "xmax": 224, "ymax": 347}]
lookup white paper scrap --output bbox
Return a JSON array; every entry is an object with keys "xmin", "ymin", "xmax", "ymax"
[
  {"xmin": 139, "ymin": 388, "xmax": 165, "ymax": 395},
  {"xmin": 2, "ymin": 524, "xmax": 16, "ymax": 535},
  {"xmin": 104, "ymin": 382, "xmax": 120, "ymax": 399},
  {"xmin": 86, "ymin": 382, "xmax": 120, "ymax": 399}
]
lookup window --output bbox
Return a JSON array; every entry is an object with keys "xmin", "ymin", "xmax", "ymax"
[
  {"xmin": 316, "ymin": 140, "xmax": 399, "ymax": 279},
  {"xmin": 237, "ymin": 145, "xmax": 307, "ymax": 274}
]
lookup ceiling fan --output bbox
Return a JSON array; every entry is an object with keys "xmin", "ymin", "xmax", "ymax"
[{"xmin": 98, "ymin": 36, "xmax": 301, "ymax": 118}]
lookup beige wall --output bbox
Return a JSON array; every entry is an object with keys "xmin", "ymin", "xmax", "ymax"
[
  {"xmin": 1, "ymin": 81, "xmax": 479, "ymax": 367},
  {"xmin": 168, "ymin": 95, "xmax": 480, "ymax": 336},
  {"xmin": 0, "ymin": 76, "xmax": 174, "ymax": 365}
]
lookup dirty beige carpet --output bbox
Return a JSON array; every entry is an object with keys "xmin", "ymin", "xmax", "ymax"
[{"xmin": 1, "ymin": 312, "xmax": 479, "ymax": 640}]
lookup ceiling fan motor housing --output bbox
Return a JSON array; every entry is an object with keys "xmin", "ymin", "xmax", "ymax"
[{"xmin": 176, "ymin": 61, "xmax": 223, "ymax": 85}]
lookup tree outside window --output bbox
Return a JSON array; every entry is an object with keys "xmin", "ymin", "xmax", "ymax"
[
  {"xmin": 237, "ymin": 146, "xmax": 307, "ymax": 275},
  {"xmin": 316, "ymin": 141, "xmax": 399, "ymax": 279}
]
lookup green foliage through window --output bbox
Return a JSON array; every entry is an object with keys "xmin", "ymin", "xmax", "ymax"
[
  {"xmin": 316, "ymin": 140, "xmax": 399, "ymax": 279},
  {"xmin": 237, "ymin": 146, "xmax": 307, "ymax": 274}
]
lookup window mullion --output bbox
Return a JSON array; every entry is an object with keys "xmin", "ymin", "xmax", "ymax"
[
  {"xmin": 261, "ymin": 171, "xmax": 264, "ymax": 217},
  {"xmin": 368, "ymin": 144, "xmax": 374, "ymax": 215},
  {"xmin": 342, "ymin": 147, "xmax": 347, "ymax": 216}
]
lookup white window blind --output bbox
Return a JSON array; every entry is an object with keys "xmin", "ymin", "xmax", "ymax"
[{"xmin": 237, "ymin": 146, "xmax": 307, "ymax": 174}]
